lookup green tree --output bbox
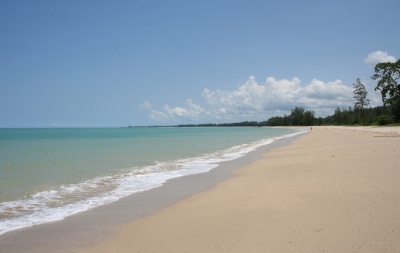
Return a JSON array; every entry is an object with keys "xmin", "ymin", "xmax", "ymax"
[
  {"xmin": 302, "ymin": 110, "xmax": 315, "ymax": 126},
  {"xmin": 353, "ymin": 78, "xmax": 370, "ymax": 124},
  {"xmin": 390, "ymin": 99, "xmax": 400, "ymax": 122},
  {"xmin": 333, "ymin": 107, "xmax": 342, "ymax": 125},
  {"xmin": 283, "ymin": 114, "xmax": 291, "ymax": 126},
  {"xmin": 265, "ymin": 117, "xmax": 283, "ymax": 126},
  {"xmin": 341, "ymin": 107, "xmax": 351, "ymax": 124},
  {"xmin": 317, "ymin": 117, "xmax": 323, "ymax": 125},
  {"xmin": 372, "ymin": 59, "xmax": 400, "ymax": 106},
  {"xmin": 290, "ymin": 107, "xmax": 305, "ymax": 125}
]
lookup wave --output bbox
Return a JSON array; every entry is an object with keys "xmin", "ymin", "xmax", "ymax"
[{"xmin": 0, "ymin": 130, "xmax": 306, "ymax": 235}]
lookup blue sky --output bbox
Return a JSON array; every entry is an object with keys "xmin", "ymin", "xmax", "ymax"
[{"xmin": 1, "ymin": 0, "xmax": 399, "ymax": 127}]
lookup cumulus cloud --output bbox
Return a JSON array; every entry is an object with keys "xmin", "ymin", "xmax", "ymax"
[
  {"xmin": 364, "ymin": 50, "xmax": 396, "ymax": 68},
  {"xmin": 202, "ymin": 76, "xmax": 353, "ymax": 119},
  {"xmin": 202, "ymin": 76, "xmax": 268, "ymax": 113},
  {"xmin": 140, "ymin": 76, "xmax": 360, "ymax": 123},
  {"xmin": 303, "ymin": 79, "xmax": 351, "ymax": 100},
  {"xmin": 164, "ymin": 99, "xmax": 206, "ymax": 119},
  {"xmin": 164, "ymin": 105, "xmax": 189, "ymax": 117}
]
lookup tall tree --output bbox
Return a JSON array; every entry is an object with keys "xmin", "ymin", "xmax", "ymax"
[
  {"xmin": 333, "ymin": 107, "xmax": 342, "ymax": 125},
  {"xmin": 353, "ymin": 78, "xmax": 370, "ymax": 124},
  {"xmin": 372, "ymin": 59, "xmax": 400, "ymax": 106},
  {"xmin": 302, "ymin": 110, "xmax": 315, "ymax": 126},
  {"xmin": 290, "ymin": 107, "xmax": 305, "ymax": 125}
]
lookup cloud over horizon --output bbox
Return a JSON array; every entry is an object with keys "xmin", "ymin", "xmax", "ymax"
[
  {"xmin": 140, "ymin": 75, "xmax": 365, "ymax": 123},
  {"xmin": 139, "ymin": 52, "xmax": 394, "ymax": 124}
]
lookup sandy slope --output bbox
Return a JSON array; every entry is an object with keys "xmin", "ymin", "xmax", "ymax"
[{"xmin": 80, "ymin": 126, "xmax": 400, "ymax": 253}]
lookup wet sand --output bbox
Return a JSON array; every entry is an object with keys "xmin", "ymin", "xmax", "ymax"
[
  {"xmin": 79, "ymin": 126, "xmax": 400, "ymax": 253},
  {"xmin": 0, "ymin": 129, "xmax": 303, "ymax": 253}
]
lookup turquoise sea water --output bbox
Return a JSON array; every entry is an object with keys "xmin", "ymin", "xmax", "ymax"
[{"xmin": 0, "ymin": 127, "xmax": 303, "ymax": 235}]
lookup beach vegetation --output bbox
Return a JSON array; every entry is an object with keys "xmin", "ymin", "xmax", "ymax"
[
  {"xmin": 353, "ymin": 78, "xmax": 370, "ymax": 124},
  {"xmin": 377, "ymin": 115, "xmax": 393, "ymax": 125},
  {"xmin": 302, "ymin": 110, "xmax": 315, "ymax": 126},
  {"xmin": 290, "ymin": 107, "xmax": 305, "ymax": 125},
  {"xmin": 372, "ymin": 59, "xmax": 400, "ymax": 106},
  {"xmin": 322, "ymin": 105, "xmax": 392, "ymax": 126},
  {"xmin": 317, "ymin": 117, "xmax": 323, "ymax": 126},
  {"xmin": 145, "ymin": 104, "xmax": 397, "ymax": 128},
  {"xmin": 329, "ymin": 107, "xmax": 356, "ymax": 125},
  {"xmin": 167, "ymin": 104, "xmax": 395, "ymax": 127},
  {"xmin": 262, "ymin": 107, "xmax": 316, "ymax": 126},
  {"xmin": 372, "ymin": 59, "xmax": 400, "ymax": 122}
]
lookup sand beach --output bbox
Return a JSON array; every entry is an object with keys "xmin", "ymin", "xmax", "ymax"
[
  {"xmin": 78, "ymin": 126, "xmax": 400, "ymax": 253},
  {"xmin": 1, "ymin": 126, "xmax": 399, "ymax": 253}
]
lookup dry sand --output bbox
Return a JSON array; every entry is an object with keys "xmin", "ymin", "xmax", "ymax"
[{"xmin": 80, "ymin": 126, "xmax": 400, "ymax": 253}]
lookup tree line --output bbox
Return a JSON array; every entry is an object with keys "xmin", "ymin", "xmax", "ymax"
[
  {"xmin": 263, "ymin": 58, "xmax": 400, "ymax": 126},
  {"xmin": 172, "ymin": 107, "xmax": 318, "ymax": 127},
  {"xmin": 168, "ymin": 101, "xmax": 396, "ymax": 127}
]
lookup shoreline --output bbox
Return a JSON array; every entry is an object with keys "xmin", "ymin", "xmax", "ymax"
[
  {"xmin": 78, "ymin": 126, "xmax": 400, "ymax": 252},
  {"xmin": 0, "ymin": 129, "xmax": 305, "ymax": 253}
]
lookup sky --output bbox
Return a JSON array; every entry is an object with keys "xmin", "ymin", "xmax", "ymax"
[{"xmin": 1, "ymin": 0, "xmax": 399, "ymax": 127}]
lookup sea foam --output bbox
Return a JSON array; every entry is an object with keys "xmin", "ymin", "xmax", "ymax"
[{"xmin": 0, "ymin": 130, "xmax": 306, "ymax": 235}]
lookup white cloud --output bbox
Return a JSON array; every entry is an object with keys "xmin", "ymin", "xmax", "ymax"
[
  {"xmin": 264, "ymin": 77, "xmax": 302, "ymax": 108},
  {"xmin": 364, "ymin": 50, "xmax": 396, "ymax": 68},
  {"xmin": 140, "ymin": 75, "xmax": 367, "ymax": 123},
  {"xmin": 202, "ymin": 76, "xmax": 354, "ymax": 118},
  {"xmin": 203, "ymin": 76, "xmax": 271, "ymax": 114},
  {"xmin": 138, "ymin": 101, "xmax": 152, "ymax": 110},
  {"xmin": 164, "ymin": 105, "xmax": 188, "ymax": 117},
  {"xmin": 164, "ymin": 99, "xmax": 205, "ymax": 120},
  {"xmin": 303, "ymin": 79, "xmax": 351, "ymax": 100}
]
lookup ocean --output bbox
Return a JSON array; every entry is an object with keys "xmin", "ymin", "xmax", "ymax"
[{"xmin": 0, "ymin": 127, "xmax": 303, "ymax": 236}]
